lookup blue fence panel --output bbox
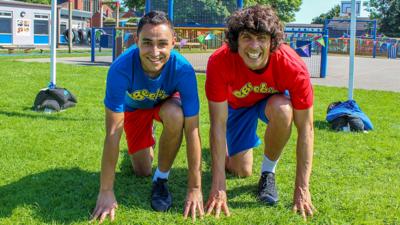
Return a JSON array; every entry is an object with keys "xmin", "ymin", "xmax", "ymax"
[
  {"xmin": 0, "ymin": 34, "xmax": 12, "ymax": 44},
  {"xmin": 34, "ymin": 35, "xmax": 49, "ymax": 44}
]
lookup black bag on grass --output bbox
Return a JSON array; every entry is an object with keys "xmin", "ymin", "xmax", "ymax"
[{"xmin": 33, "ymin": 87, "xmax": 77, "ymax": 112}]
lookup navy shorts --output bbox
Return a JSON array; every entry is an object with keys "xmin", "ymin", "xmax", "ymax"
[{"xmin": 226, "ymin": 98, "xmax": 270, "ymax": 156}]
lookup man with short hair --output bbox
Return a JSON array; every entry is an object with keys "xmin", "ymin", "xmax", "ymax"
[
  {"xmin": 205, "ymin": 5, "xmax": 316, "ymax": 220},
  {"xmin": 91, "ymin": 11, "xmax": 204, "ymax": 223}
]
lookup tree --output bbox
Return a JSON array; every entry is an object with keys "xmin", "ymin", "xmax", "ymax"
[
  {"xmin": 311, "ymin": 4, "xmax": 340, "ymax": 24},
  {"xmin": 122, "ymin": 0, "xmax": 301, "ymax": 24},
  {"xmin": 124, "ymin": 0, "xmax": 145, "ymax": 11},
  {"xmin": 244, "ymin": 0, "xmax": 302, "ymax": 23},
  {"xmin": 364, "ymin": 0, "xmax": 400, "ymax": 37},
  {"xmin": 174, "ymin": 0, "xmax": 234, "ymax": 25},
  {"xmin": 17, "ymin": 0, "xmax": 51, "ymax": 4}
]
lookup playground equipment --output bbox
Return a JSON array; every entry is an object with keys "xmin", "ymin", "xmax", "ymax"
[{"xmin": 284, "ymin": 28, "xmax": 328, "ymax": 78}]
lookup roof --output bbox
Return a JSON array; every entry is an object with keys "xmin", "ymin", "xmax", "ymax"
[{"xmin": 60, "ymin": 8, "xmax": 92, "ymax": 18}]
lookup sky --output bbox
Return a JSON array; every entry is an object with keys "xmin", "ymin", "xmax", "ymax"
[{"xmin": 294, "ymin": 0, "xmax": 370, "ymax": 24}]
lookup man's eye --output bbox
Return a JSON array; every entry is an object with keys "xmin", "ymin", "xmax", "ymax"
[{"xmin": 258, "ymin": 36, "xmax": 267, "ymax": 41}]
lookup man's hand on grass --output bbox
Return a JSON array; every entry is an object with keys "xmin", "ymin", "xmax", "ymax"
[
  {"xmin": 205, "ymin": 187, "xmax": 230, "ymax": 218},
  {"xmin": 90, "ymin": 190, "xmax": 118, "ymax": 224},
  {"xmin": 183, "ymin": 188, "xmax": 204, "ymax": 222},
  {"xmin": 292, "ymin": 186, "xmax": 316, "ymax": 220}
]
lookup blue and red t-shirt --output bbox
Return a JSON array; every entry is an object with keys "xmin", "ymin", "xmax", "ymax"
[
  {"xmin": 205, "ymin": 44, "xmax": 313, "ymax": 110},
  {"xmin": 104, "ymin": 46, "xmax": 199, "ymax": 117}
]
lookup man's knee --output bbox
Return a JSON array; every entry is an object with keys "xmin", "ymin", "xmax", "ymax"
[
  {"xmin": 227, "ymin": 161, "xmax": 252, "ymax": 177},
  {"xmin": 130, "ymin": 149, "xmax": 153, "ymax": 177},
  {"xmin": 133, "ymin": 165, "xmax": 152, "ymax": 177},
  {"xmin": 267, "ymin": 95, "xmax": 293, "ymax": 125},
  {"xmin": 236, "ymin": 166, "xmax": 252, "ymax": 177},
  {"xmin": 160, "ymin": 101, "xmax": 184, "ymax": 131}
]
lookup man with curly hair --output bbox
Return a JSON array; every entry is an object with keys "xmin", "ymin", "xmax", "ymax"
[{"xmin": 205, "ymin": 5, "xmax": 315, "ymax": 219}]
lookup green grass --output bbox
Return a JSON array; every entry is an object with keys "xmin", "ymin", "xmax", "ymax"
[{"xmin": 0, "ymin": 57, "xmax": 399, "ymax": 225}]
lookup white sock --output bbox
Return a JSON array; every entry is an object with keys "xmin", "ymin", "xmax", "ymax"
[
  {"xmin": 261, "ymin": 154, "xmax": 279, "ymax": 174},
  {"xmin": 152, "ymin": 167, "xmax": 170, "ymax": 182}
]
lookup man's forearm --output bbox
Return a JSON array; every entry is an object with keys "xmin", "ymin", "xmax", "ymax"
[
  {"xmin": 210, "ymin": 125, "xmax": 227, "ymax": 188},
  {"xmin": 295, "ymin": 126, "xmax": 314, "ymax": 188},
  {"xmin": 185, "ymin": 129, "xmax": 202, "ymax": 190},
  {"xmin": 100, "ymin": 136, "xmax": 121, "ymax": 191}
]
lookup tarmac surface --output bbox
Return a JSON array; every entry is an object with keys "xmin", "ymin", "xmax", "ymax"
[{"xmin": 19, "ymin": 53, "xmax": 400, "ymax": 92}]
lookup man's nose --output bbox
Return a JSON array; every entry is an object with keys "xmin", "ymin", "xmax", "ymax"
[
  {"xmin": 248, "ymin": 39, "xmax": 260, "ymax": 49},
  {"xmin": 150, "ymin": 45, "xmax": 160, "ymax": 56}
]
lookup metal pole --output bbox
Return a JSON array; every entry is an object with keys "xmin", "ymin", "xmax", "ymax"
[
  {"xmin": 237, "ymin": 0, "xmax": 243, "ymax": 9},
  {"xmin": 49, "ymin": 0, "xmax": 57, "ymax": 88},
  {"xmin": 100, "ymin": 1, "xmax": 103, "ymax": 27},
  {"xmin": 112, "ymin": 28, "xmax": 116, "ymax": 61},
  {"xmin": 145, "ymin": 0, "xmax": 151, "ymax": 13},
  {"xmin": 168, "ymin": 0, "xmax": 174, "ymax": 22},
  {"xmin": 68, "ymin": 0, "xmax": 73, "ymax": 53},
  {"xmin": 56, "ymin": 6, "xmax": 60, "ymax": 48},
  {"xmin": 116, "ymin": 1, "xmax": 120, "ymax": 28},
  {"xmin": 372, "ymin": 20, "xmax": 377, "ymax": 58},
  {"xmin": 91, "ymin": 27, "xmax": 95, "ymax": 62},
  {"xmin": 320, "ymin": 20, "xmax": 329, "ymax": 78},
  {"xmin": 348, "ymin": 0, "xmax": 357, "ymax": 100}
]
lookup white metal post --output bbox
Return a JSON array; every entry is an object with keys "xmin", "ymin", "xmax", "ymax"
[
  {"xmin": 50, "ymin": 0, "xmax": 57, "ymax": 88},
  {"xmin": 348, "ymin": 0, "xmax": 357, "ymax": 100}
]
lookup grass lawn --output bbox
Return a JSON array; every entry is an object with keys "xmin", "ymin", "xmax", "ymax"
[{"xmin": 0, "ymin": 57, "xmax": 399, "ymax": 225}]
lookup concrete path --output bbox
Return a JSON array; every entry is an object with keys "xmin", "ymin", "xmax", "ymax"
[{"xmin": 19, "ymin": 54, "xmax": 400, "ymax": 92}]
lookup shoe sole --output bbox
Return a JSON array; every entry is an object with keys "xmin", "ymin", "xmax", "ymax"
[
  {"xmin": 258, "ymin": 196, "xmax": 279, "ymax": 206},
  {"xmin": 151, "ymin": 203, "xmax": 172, "ymax": 212}
]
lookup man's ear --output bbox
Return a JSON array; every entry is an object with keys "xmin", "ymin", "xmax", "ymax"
[
  {"xmin": 134, "ymin": 34, "xmax": 139, "ymax": 45},
  {"xmin": 171, "ymin": 36, "xmax": 176, "ymax": 49}
]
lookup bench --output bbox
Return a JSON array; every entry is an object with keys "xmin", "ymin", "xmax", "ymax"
[{"xmin": 0, "ymin": 45, "xmax": 36, "ymax": 54}]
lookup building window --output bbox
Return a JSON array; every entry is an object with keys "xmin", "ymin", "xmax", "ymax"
[
  {"xmin": 34, "ymin": 14, "xmax": 49, "ymax": 35},
  {"xmin": 60, "ymin": 22, "xmax": 67, "ymax": 34},
  {"xmin": 83, "ymin": 0, "xmax": 90, "ymax": 12},
  {"xmin": 0, "ymin": 11, "xmax": 12, "ymax": 34},
  {"xmin": 93, "ymin": 0, "xmax": 100, "ymax": 13}
]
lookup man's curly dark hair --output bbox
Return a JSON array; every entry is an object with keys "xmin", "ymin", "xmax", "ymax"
[{"xmin": 225, "ymin": 5, "xmax": 284, "ymax": 53}]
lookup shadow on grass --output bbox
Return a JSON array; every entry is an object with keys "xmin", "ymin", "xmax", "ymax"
[
  {"xmin": 314, "ymin": 120, "xmax": 331, "ymax": 131},
  {"xmin": 0, "ymin": 148, "xmax": 270, "ymax": 223},
  {"xmin": 0, "ymin": 109, "xmax": 94, "ymax": 122},
  {"xmin": 0, "ymin": 165, "xmax": 211, "ymax": 224}
]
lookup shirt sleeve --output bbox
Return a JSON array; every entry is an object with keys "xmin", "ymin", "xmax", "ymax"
[
  {"xmin": 176, "ymin": 65, "xmax": 200, "ymax": 117},
  {"xmin": 104, "ymin": 65, "xmax": 130, "ymax": 112},
  {"xmin": 289, "ymin": 71, "xmax": 314, "ymax": 110},
  {"xmin": 205, "ymin": 55, "xmax": 229, "ymax": 102}
]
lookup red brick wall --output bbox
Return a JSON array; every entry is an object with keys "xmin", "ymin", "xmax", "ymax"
[{"xmin": 74, "ymin": 0, "xmax": 83, "ymax": 10}]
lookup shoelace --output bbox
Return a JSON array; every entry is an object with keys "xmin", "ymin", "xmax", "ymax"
[
  {"xmin": 261, "ymin": 174, "xmax": 275, "ymax": 194},
  {"xmin": 154, "ymin": 180, "xmax": 168, "ymax": 197}
]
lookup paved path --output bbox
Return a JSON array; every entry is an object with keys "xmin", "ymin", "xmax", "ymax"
[{"xmin": 20, "ymin": 54, "xmax": 400, "ymax": 92}]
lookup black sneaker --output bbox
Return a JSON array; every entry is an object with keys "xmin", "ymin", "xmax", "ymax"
[
  {"xmin": 151, "ymin": 178, "xmax": 172, "ymax": 212},
  {"xmin": 257, "ymin": 171, "xmax": 278, "ymax": 205}
]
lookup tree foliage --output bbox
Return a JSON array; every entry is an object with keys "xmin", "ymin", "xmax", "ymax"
[
  {"xmin": 311, "ymin": 4, "xmax": 340, "ymax": 24},
  {"xmin": 174, "ymin": 0, "xmax": 236, "ymax": 24},
  {"xmin": 364, "ymin": 0, "xmax": 400, "ymax": 37},
  {"xmin": 124, "ymin": 0, "xmax": 145, "ymax": 11},
  {"xmin": 244, "ymin": 0, "xmax": 302, "ymax": 23},
  {"xmin": 17, "ymin": 0, "xmax": 50, "ymax": 5},
  {"xmin": 124, "ymin": 0, "xmax": 301, "ymax": 23}
]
